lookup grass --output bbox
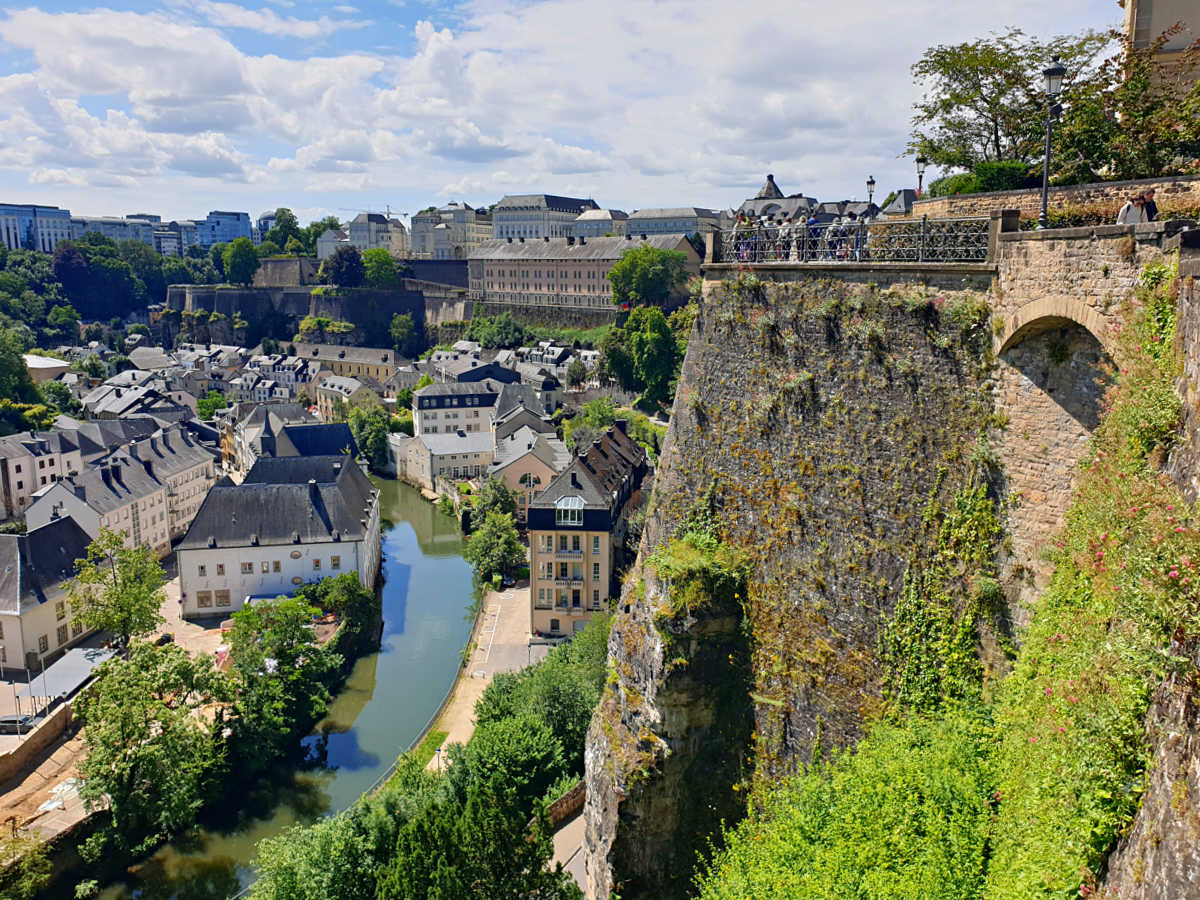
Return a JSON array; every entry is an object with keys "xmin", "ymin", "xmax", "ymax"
[{"xmin": 410, "ymin": 729, "xmax": 449, "ymax": 769}]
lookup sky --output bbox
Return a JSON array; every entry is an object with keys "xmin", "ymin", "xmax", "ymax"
[{"xmin": 0, "ymin": 0, "xmax": 1120, "ymax": 226}]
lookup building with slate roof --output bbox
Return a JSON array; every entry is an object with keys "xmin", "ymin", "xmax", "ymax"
[
  {"xmin": 626, "ymin": 207, "xmax": 721, "ymax": 236},
  {"xmin": 527, "ymin": 421, "xmax": 648, "ymax": 636},
  {"xmin": 315, "ymin": 375, "xmax": 382, "ymax": 423},
  {"xmin": 220, "ymin": 401, "xmax": 316, "ymax": 472},
  {"xmin": 177, "ymin": 455, "xmax": 380, "ymax": 618},
  {"xmin": 467, "ymin": 234, "xmax": 701, "ymax": 312},
  {"xmin": 571, "ymin": 209, "xmax": 628, "ymax": 238},
  {"xmin": 489, "ymin": 426, "xmax": 570, "ymax": 524},
  {"xmin": 0, "ymin": 431, "xmax": 84, "ymax": 521},
  {"xmin": 291, "ymin": 342, "xmax": 399, "ymax": 381},
  {"xmin": 0, "ymin": 517, "xmax": 95, "ymax": 671},
  {"xmin": 27, "ymin": 423, "xmax": 217, "ymax": 555},
  {"xmin": 410, "ymin": 202, "xmax": 494, "ymax": 259},
  {"xmin": 493, "ymin": 194, "xmax": 600, "ymax": 240}
]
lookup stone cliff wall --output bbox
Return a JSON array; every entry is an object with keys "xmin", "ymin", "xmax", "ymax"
[
  {"xmin": 586, "ymin": 273, "xmax": 998, "ymax": 898},
  {"xmin": 910, "ymin": 174, "xmax": 1200, "ymax": 220}
]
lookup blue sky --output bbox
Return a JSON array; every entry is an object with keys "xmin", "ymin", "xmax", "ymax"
[{"xmin": 0, "ymin": 0, "xmax": 1121, "ymax": 226}]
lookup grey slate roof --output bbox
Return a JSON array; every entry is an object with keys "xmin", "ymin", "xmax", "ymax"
[
  {"xmin": 495, "ymin": 194, "xmax": 599, "ymax": 214},
  {"xmin": 627, "ymin": 207, "xmax": 717, "ymax": 219},
  {"xmin": 755, "ymin": 173, "xmax": 785, "ymax": 199},
  {"xmin": 490, "ymin": 426, "xmax": 569, "ymax": 473},
  {"xmin": 470, "ymin": 234, "xmax": 693, "ymax": 261},
  {"xmin": 415, "ymin": 379, "xmax": 503, "ymax": 400},
  {"xmin": 575, "ymin": 209, "xmax": 628, "ymax": 221},
  {"xmin": 179, "ymin": 455, "xmax": 375, "ymax": 550},
  {"xmin": 0, "ymin": 518, "xmax": 94, "ymax": 614},
  {"xmin": 292, "ymin": 343, "xmax": 396, "ymax": 367},
  {"xmin": 106, "ymin": 426, "xmax": 216, "ymax": 480},
  {"xmin": 419, "ymin": 431, "xmax": 495, "ymax": 456},
  {"xmin": 530, "ymin": 421, "xmax": 646, "ymax": 513},
  {"xmin": 279, "ymin": 423, "xmax": 358, "ymax": 459},
  {"xmin": 49, "ymin": 455, "xmax": 166, "ymax": 515}
]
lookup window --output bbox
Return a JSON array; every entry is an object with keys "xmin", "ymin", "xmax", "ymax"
[
  {"xmin": 215, "ymin": 590, "xmax": 231, "ymax": 607},
  {"xmin": 38, "ymin": 634, "xmax": 48, "ymax": 654},
  {"xmin": 592, "ymin": 589, "xmax": 601, "ymax": 608},
  {"xmin": 572, "ymin": 535, "xmax": 580, "ymax": 552},
  {"xmin": 593, "ymin": 536, "xmax": 600, "ymax": 554},
  {"xmin": 572, "ymin": 589, "xmax": 581, "ymax": 608},
  {"xmin": 536, "ymin": 588, "xmax": 551, "ymax": 609},
  {"xmin": 72, "ymin": 620, "xmax": 83, "ymax": 636},
  {"xmin": 55, "ymin": 600, "xmax": 66, "ymax": 620},
  {"xmin": 593, "ymin": 562, "xmax": 601, "ymax": 580},
  {"xmin": 56, "ymin": 624, "xmax": 68, "ymax": 646},
  {"xmin": 559, "ymin": 535, "xmax": 568, "ymax": 551},
  {"xmin": 197, "ymin": 590, "xmax": 213, "ymax": 608},
  {"xmin": 273, "ymin": 560, "xmax": 281, "ymax": 573},
  {"xmin": 241, "ymin": 562, "xmax": 253, "ymax": 574},
  {"xmin": 13, "ymin": 464, "xmax": 19, "ymax": 473},
  {"xmin": 558, "ymin": 562, "xmax": 568, "ymax": 578},
  {"xmin": 198, "ymin": 565, "xmax": 207, "ymax": 577},
  {"xmin": 555, "ymin": 496, "xmax": 584, "ymax": 525},
  {"xmin": 0, "ymin": 621, "xmax": 4, "ymax": 639},
  {"xmin": 313, "ymin": 558, "xmax": 321, "ymax": 571},
  {"xmin": 216, "ymin": 563, "xmax": 225, "ymax": 576},
  {"xmin": 262, "ymin": 561, "xmax": 270, "ymax": 573},
  {"xmin": 331, "ymin": 555, "xmax": 341, "ymax": 570},
  {"xmin": 38, "ymin": 460, "xmax": 44, "ymax": 469}
]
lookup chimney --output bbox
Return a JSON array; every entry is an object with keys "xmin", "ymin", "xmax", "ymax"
[
  {"xmin": 570, "ymin": 472, "xmax": 581, "ymax": 489},
  {"xmin": 614, "ymin": 418, "xmax": 629, "ymax": 435}
]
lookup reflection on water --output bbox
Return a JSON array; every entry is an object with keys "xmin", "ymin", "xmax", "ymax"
[{"xmin": 94, "ymin": 479, "xmax": 473, "ymax": 900}]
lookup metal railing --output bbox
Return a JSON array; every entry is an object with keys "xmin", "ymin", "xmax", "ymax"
[{"xmin": 715, "ymin": 215, "xmax": 991, "ymax": 265}]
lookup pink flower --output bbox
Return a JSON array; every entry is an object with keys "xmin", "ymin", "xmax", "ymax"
[
  {"xmin": 1170, "ymin": 570, "xmax": 1180, "ymax": 579},
  {"xmin": 1069, "ymin": 696, "xmax": 1080, "ymax": 704},
  {"xmin": 1177, "ymin": 527, "xmax": 1185, "ymax": 533},
  {"xmin": 1044, "ymin": 686, "xmax": 1054, "ymax": 696}
]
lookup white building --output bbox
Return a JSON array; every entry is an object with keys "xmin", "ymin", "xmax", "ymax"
[
  {"xmin": 409, "ymin": 203, "xmax": 493, "ymax": 259},
  {"xmin": 347, "ymin": 213, "xmax": 406, "ymax": 255},
  {"xmin": 492, "ymin": 194, "xmax": 599, "ymax": 239},
  {"xmin": 625, "ymin": 207, "xmax": 720, "ymax": 236},
  {"xmin": 317, "ymin": 228, "xmax": 349, "ymax": 261},
  {"xmin": 570, "ymin": 209, "xmax": 628, "ymax": 238},
  {"xmin": 0, "ymin": 517, "xmax": 96, "ymax": 672},
  {"xmin": 177, "ymin": 456, "xmax": 381, "ymax": 618}
]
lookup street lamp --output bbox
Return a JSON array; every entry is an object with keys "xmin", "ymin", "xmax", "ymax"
[
  {"xmin": 1037, "ymin": 56, "xmax": 1068, "ymax": 230},
  {"xmin": 866, "ymin": 175, "xmax": 876, "ymax": 205},
  {"xmin": 915, "ymin": 156, "xmax": 928, "ymax": 196}
]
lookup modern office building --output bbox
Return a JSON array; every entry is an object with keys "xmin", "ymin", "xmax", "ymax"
[{"xmin": 0, "ymin": 203, "xmax": 73, "ymax": 252}]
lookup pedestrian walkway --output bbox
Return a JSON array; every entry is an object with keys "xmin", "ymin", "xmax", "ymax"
[{"xmin": 424, "ymin": 582, "xmax": 547, "ymax": 769}]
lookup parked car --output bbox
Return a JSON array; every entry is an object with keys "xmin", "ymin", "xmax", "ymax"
[{"xmin": 0, "ymin": 714, "xmax": 38, "ymax": 735}]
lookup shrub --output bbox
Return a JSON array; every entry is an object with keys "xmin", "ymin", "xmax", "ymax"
[
  {"xmin": 928, "ymin": 172, "xmax": 981, "ymax": 196},
  {"xmin": 973, "ymin": 160, "xmax": 1034, "ymax": 192}
]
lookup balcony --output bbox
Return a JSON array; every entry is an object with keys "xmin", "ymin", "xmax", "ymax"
[
  {"xmin": 554, "ymin": 548, "xmax": 583, "ymax": 557},
  {"xmin": 554, "ymin": 577, "xmax": 584, "ymax": 586}
]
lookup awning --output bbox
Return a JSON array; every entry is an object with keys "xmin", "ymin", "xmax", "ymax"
[{"xmin": 17, "ymin": 646, "xmax": 117, "ymax": 701}]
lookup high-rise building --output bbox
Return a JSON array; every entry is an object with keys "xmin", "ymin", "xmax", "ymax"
[{"xmin": 0, "ymin": 203, "xmax": 73, "ymax": 252}]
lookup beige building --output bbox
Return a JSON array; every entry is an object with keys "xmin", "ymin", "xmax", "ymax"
[
  {"xmin": 23, "ymin": 354, "xmax": 70, "ymax": 383},
  {"xmin": 291, "ymin": 343, "xmax": 399, "ymax": 381},
  {"xmin": 410, "ymin": 202, "xmax": 493, "ymax": 259},
  {"xmin": 527, "ymin": 421, "xmax": 648, "ymax": 637},
  {"xmin": 489, "ymin": 426, "xmax": 569, "ymax": 524},
  {"xmin": 468, "ymin": 234, "xmax": 701, "ymax": 312},
  {"xmin": 315, "ymin": 375, "xmax": 382, "ymax": 422},
  {"xmin": 1124, "ymin": 0, "xmax": 1198, "ymax": 90}
]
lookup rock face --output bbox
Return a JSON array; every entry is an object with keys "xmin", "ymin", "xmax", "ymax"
[
  {"xmin": 1099, "ymin": 638, "xmax": 1200, "ymax": 899},
  {"xmin": 585, "ymin": 275, "xmax": 1000, "ymax": 898}
]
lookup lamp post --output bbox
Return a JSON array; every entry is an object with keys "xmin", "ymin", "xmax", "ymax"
[
  {"xmin": 915, "ymin": 156, "xmax": 928, "ymax": 196},
  {"xmin": 866, "ymin": 175, "xmax": 876, "ymax": 206},
  {"xmin": 1037, "ymin": 55, "xmax": 1067, "ymax": 230}
]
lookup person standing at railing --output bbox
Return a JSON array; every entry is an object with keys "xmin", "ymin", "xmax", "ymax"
[
  {"xmin": 779, "ymin": 217, "xmax": 795, "ymax": 262},
  {"xmin": 1142, "ymin": 188, "xmax": 1158, "ymax": 222},
  {"xmin": 763, "ymin": 216, "xmax": 780, "ymax": 262},
  {"xmin": 1116, "ymin": 193, "xmax": 1148, "ymax": 225},
  {"xmin": 733, "ymin": 213, "xmax": 751, "ymax": 262}
]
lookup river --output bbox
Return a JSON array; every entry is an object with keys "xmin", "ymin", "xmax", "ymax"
[{"xmin": 93, "ymin": 478, "xmax": 475, "ymax": 900}]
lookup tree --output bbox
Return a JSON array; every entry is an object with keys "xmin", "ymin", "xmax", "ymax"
[
  {"xmin": 626, "ymin": 306, "xmax": 679, "ymax": 408},
  {"xmin": 265, "ymin": 208, "xmax": 303, "ymax": 250},
  {"xmin": 81, "ymin": 354, "xmax": 107, "ymax": 378},
  {"xmin": 462, "ymin": 511, "xmax": 525, "ymax": 581},
  {"xmin": 74, "ymin": 642, "xmax": 230, "ymax": 857},
  {"xmin": 68, "ymin": 528, "xmax": 167, "ymax": 647},
  {"xmin": 39, "ymin": 378, "xmax": 80, "ymax": 415},
  {"xmin": 563, "ymin": 396, "xmax": 616, "ymax": 452},
  {"xmin": 209, "ymin": 242, "xmax": 228, "ymax": 279},
  {"xmin": 362, "ymin": 248, "xmax": 400, "ymax": 288},
  {"xmin": 0, "ymin": 826, "xmax": 51, "ymax": 900},
  {"xmin": 118, "ymin": 239, "xmax": 167, "ymax": 305},
  {"xmin": 348, "ymin": 405, "xmax": 390, "ymax": 470},
  {"xmin": 322, "ymin": 245, "xmax": 365, "ymax": 288},
  {"xmin": 52, "ymin": 242, "xmax": 89, "ymax": 300},
  {"xmin": 389, "ymin": 312, "xmax": 419, "ymax": 357},
  {"xmin": 599, "ymin": 327, "xmax": 636, "ymax": 392},
  {"xmin": 196, "ymin": 389, "xmax": 228, "ymax": 420},
  {"xmin": 224, "ymin": 237, "xmax": 261, "ymax": 286},
  {"xmin": 566, "ymin": 358, "xmax": 587, "ymax": 388},
  {"xmin": 284, "ymin": 236, "xmax": 305, "ymax": 256},
  {"xmin": 302, "ymin": 216, "xmax": 343, "ymax": 256},
  {"xmin": 257, "ymin": 240, "xmax": 282, "ymax": 258},
  {"xmin": 469, "ymin": 477, "xmax": 518, "ymax": 531},
  {"xmin": 607, "ymin": 245, "xmax": 689, "ymax": 307},
  {"xmin": 907, "ymin": 28, "xmax": 1109, "ymax": 171}
]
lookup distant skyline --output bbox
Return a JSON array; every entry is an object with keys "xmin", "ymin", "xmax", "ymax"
[{"xmin": 0, "ymin": 0, "xmax": 1118, "ymax": 225}]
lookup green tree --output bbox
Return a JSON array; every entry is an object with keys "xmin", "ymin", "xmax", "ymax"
[
  {"xmin": 257, "ymin": 240, "xmax": 282, "ymax": 258},
  {"xmin": 223, "ymin": 237, "xmax": 260, "ymax": 286},
  {"xmin": 362, "ymin": 248, "xmax": 400, "ymax": 288},
  {"xmin": 469, "ymin": 476, "xmax": 518, "ymax": 531},
  {"xmin": 563, "ymin": 396, "xmax": 616, "ymax": 452},
  {"xmin": 907, "ymin": 27, "xmax": 1109, "ymax": 170},
  {"xmin": 80, "ymin": 354, "xmax": 107, "ymax": 379},
  {"xmin": 322, "ymin": 245, "xmax": 365, "ymax": 287},
  {"xmin": 209, "ymin": 242, "xmax": 227, "ymax": 278},
  {"xmin": 607, "ymin": 244, "xmax": 689, "ymax": 307},
  {"xmin": 196, "ymin": 389, "xmax": 228, "ymax": 420},
  {"xmin": 303, "ymin": 216, "xmax": 343, "ymax": 256},
  {"xmin": 118, "ymin": 239, "xmax": 167, "ymax": 305},
  {"xmin": 462, "ymin": 511, "xmax": 525, "ymax": 581},
  {"xmin": 265, "ymin": 208, "xmax": 303, "ymax": 250},
  {"xmin": 565, "ymin": 358, "xmax": 587, "ymax": 388},
  {"xmin": 348, "ymin": 405, "xmax": 390, "ymax": 470},
  {"xmin": 39, "ymin": 378, "xmax": 80, "ymax": 416},
  {"xmin": 599, "ymin": 327, "xmax": 636, "ymax": 392},
  {"xmin": 68, "ymin": 528, "xmax": 167, "ymax": 647},
  {"xmin": 389, "ymin": 312, "xmax": 420, "ymax": 357},
  {"xmin": 628, "ymin": 306, "xmax": 679, "ymax": 408},
  {"xmin": 284, "ymin": 235, "xmax": 305, "ymax": 256},
  {"xmin": 74, "ymin": 642, "xmax": 230, "ymax": 857},
  {"xmin": 0, "ymin": 826, "xmax": 52, "ymax": 900}
]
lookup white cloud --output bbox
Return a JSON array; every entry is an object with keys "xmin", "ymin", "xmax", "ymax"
[
  {"xmin": 187, "ymin": 1, "xmax": 369, "ymax": 38},
  {"xmin": 0, "ymin": 0, "xmax": 1117, "ymax": 218}
]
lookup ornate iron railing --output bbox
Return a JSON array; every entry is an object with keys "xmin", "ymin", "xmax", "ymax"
[{"xmin": 715, "ymin": 215, "xmax": 991, "ymax": 265}]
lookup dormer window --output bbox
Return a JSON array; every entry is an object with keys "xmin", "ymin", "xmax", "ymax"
[{"xmin": 555, "ymin": 495, "xmax": 584, "ymax": 526}]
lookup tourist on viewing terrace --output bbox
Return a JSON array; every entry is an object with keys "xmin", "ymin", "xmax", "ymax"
[
  {"xmin": 1142, "ymin": 188, "xmax": 1159, "ymax": 222},
  {"xmin": 1117, "ymin": 193, "xmax": 1148, "ymax": 225}
]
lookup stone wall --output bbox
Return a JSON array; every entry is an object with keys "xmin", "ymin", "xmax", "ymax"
[
  {"xmin": 475, "ymin": 300, "xmax": 617, "ymax": 328},
  {"xmin": 1167, "ymin": 232, "xmax": 1200, "ymax": 500},
  {"xmin": 585, "ymin": 273, "xmax": 997, "ymax": 898},
  {"xmin": 911, "ymin": 174, "xmax": 1200, "ymax": 220},
  {"xmin": 252, "ymin": 257, "xmax": 319, "ymax": 288}
]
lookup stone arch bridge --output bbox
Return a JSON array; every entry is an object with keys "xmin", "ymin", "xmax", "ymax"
[{"xmin": 703, "ymin": 218, "xmax": 1199, "ymax": 615}]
